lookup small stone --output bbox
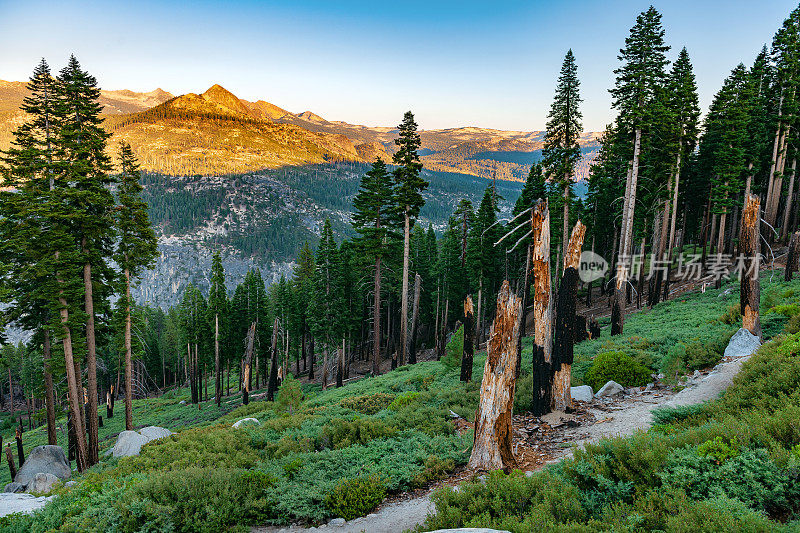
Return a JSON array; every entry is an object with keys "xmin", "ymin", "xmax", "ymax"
[
  {"xmin": 595, "ymin": 380, "xmax": 624, "ymax": 398},
  {"xmin": 26, "ymin": 473, "xmax": 59, "ymax": 494},
  {"xmin": 65, "ymin": 481, "xmax": 76, "ymax": 487},
  {"xmin": 645, "ymin": 383, "xmax": 654, "ymax": 392},
  {"xmin": 367, "ymin": 513, "xmax": 378, "ymax": 518},
  {"xmin": 329, "ymin": 517, "xmax": 346, "ymax": 527},
  {"xmin": 179, "ymin": 400, "xmax": 186, "ymax": 405},
  {"xmin": 525, "ymin": 471, "xmax": 535, "ymax": 477},
  {"xmin": 3, "ymin": 482, "xmax": 24, "ymax": 493},
  {"xmin": 657, "ymin": 373, "xmax": 665, "ymax": 380},
  {"xmin": 570, "ymin": 385, "xmax": 594, "ymax": 402},
  {"xmin": 724, "ymin": 328, "xmax": 761, "ymax": 358},
  {"xmin": 692, "ymin": 370, "xmax": 701, "ymax": 378}
]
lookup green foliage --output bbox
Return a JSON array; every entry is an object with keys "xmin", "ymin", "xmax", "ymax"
[
  {"xmin": 339, "ymin": 393, "xmax": 395, "ymax": 415},
  {"xmin": 276, "ymin": 375, "xmax": 304, "ymax": 414},
  {"xmin": 584, "ymin": 351, "xmax": 652, "ymax": 390},
  {"xmin": 388, "ymin": 391, "xmax": 422, "ymax": 411},
  {"xmin": 413, "ymin": 456, "xmax": 456, "ymax": 487},
  {"xmin": 720, "ymin": 304, "xmax": 742, "ymax": 324},
  {"xmin": 651, "ymin": 404, "xmax": 705, "ymax": 426},
  {"xmin": 324, "ymin": 475, "xmax": 387, "ymax": 521},
  {"xmin": 696, "ymin": 436, "xmax": 740, "ymax": 463},
  {"xmin": 317, "ymin": 417, "xmax": 397, "ymax": 449},
  {"xmin": 441, "ymin": 325, "xmax": 464, "ymax": 369}
]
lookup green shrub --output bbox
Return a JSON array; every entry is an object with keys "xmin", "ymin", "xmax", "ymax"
[
  {"xmin": 276, "ymin": 374, "xmax": 304, "ymax": 414},
  {"xmin": 339, "ymin": 393, "xmax": 395, "ymax": 415},
  {"xmin": 683, "ymin": 341, "xmax": 721, "ymax": 371},
  {"xmin": 317, "ymin": 417, "xmax": 396, "ymax": 449},
  {"xmin": 324, "ymin": 475, "xmax": 387, "ymax": 520},
  {"xmin": 584, "ymin": 351, "xmax": 652, "ymax": 391},
  {"xmin": 413, "ymin": 455, "xmax": 456, "ymax": 487},
  {"xmin": 785, "ymin": 313, "xmax": 800, "ymax": 334},
  {"xmin": 696, "ymin": 436, "xmax": 740, "ymax": 464},
  {"xmin": 441, "ymin": 325, "xmax": 464, "ymax": 369},
  {"xmin": 389, "ymin": 391, "xmax": 421, "ymax": 411},
  {"xmin": 659, "ymin": 448, "xmax": 798, "ymax": 515},
  {"xmin": 660, "ymin": 343, "xmax": 687, "ymax": 383},
  {"xmin": 651, "ymin": 404, "xmax": 705, "ymax": 425},
  {"xmin": 720, "ymin": 304, "xmax": 742, "ymax": 325}
]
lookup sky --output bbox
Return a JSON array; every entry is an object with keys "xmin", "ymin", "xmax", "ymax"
[{"xmin": 0, "ymin": 0, "xmax": 797, "ymax": 131}]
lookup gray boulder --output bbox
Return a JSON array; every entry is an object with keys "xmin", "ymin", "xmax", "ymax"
[
  {"xmin": 0, "ymin": 493, "xmax": 55, "ymax": 518},
  {"xmin": 571, "ymin": 385, "xmax": 594, "ymax": 402},
  {"xmin": 14, "ymin": 445, "xmax": 70, "ymax": 487},
  {"xmin": 26, "ymin": 473, "xmax": 59, "ymax": 494},
  {"xmin": 329, "ymin": 517, "xmax": 346, "ymax": 527},
  {"xmin": 595, "ymin": 380, "xmax": 624, "ymax": 398},
  {"xmin": 3, "ymin": 482, "xmax": 25, "ymax": 493},
  {"xmin": 232, "ymin": 417, "xmax": 260, "ymax": 429},
  {"xmin": 112, "ymin": 426, "xmax": 173, "ymax": 458},
  {"xmin": 724, "ymin": 328, "xmax": 761, "ymax": 358}
]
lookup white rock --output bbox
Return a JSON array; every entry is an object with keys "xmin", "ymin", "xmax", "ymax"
[
  {"xmin": 595, "ymin": 380, "xmax": 624, "ymax": 398},
  {"xmin": 329, "ymin": 517, "xmax": 346, "ymax": 527},
  {"xmin": 14, "ymin": 445, "xmax": 71, "ymax": 487},
  {"xmin": 112, "ymin": 426, "xmax": 173, "ymax": 458},
  {"xmin": 570, "ymin": 385, "xmax": 594, "ymax": 402},
  {"xmin": 232, "ymin": 417, "xmax": 261, "ymax": 429},
  {"xmin": 724, "ymin": 328, "xmax": 761, "ymax": 358},
  {"xmin": 26, "ymin": 473, "xmax": 59, "ymax": 494},
  {"xmin": 0, "ymin": 493, "xmax": 55, "ymax": 517},
  {"xmin": 179, "ymin": 400, "xmax": 186, "ymax": 405}
]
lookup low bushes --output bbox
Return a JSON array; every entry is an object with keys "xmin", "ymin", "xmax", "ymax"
[
  {"xmin": 339, "ymin": 393, "xmax": 395, "ymax": 415},
  {"xmin": 584, "ymin": 350, "xmax": 652, "ymax": 390},
  {"xmin": 324, "ymin": 475, "xmax": 387, "ymax": 520}
]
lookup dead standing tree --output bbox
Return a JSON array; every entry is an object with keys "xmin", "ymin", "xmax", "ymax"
[
  {"xmin": 740, "ymin": 194, "xmax": 761, "ymax": 338},
  {"xmin": 552, "ymin": 221, "xmax": 586, "ymax": 412},
  {"xmin": 241, "ymin": 322, "xmax": 256, "ymax": 405},
  {"xmin": 531, "ymin": 200, "xmax": 554, "ymax": 416},
  {"xmin": 460, "ymin": 295, "xmax": 475, "ymax": 382},
  {"xmin": 785, "ymin": 231, "xmax": 800, "ymax": 282},
  {"xmin": 467, "ymin": 281, "xmax": 521, "ymax": 472},
  {"xmin": 267, "ymin": 317, "xmax": 280, "ymax": 401}
]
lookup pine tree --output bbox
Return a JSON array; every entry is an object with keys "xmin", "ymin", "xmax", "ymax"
[
  {"xmin": 609, "ymin": 6, "xmax": 670, "ymax": 334},
  {"xmin": 514, "ymin": 163, "xmax": 547, "ymax": 215},
  {"xmin": 392, "ymin": 112, "xmax": 427, "ymax": 365},
  {"xmin": 309, "ymin": 221, "xmax": 342, "ymax": 385},
  {"xmin": 352, "ymin": 159, "xmax": 400, "ymax": 375},
  {"xmin": 542, "ymin": 50, "xmax": 583, "ymax": 258},
  {"xmin": 292, "ymin": 242, "xmax": 315, "ymax": 377},
  {"xmin": 115, "ymin": 142, "xmax": 158, "ymax": 428},
  {"xmin": 208, "ymin": 251, "xmax": 226, "ymax": 406}
]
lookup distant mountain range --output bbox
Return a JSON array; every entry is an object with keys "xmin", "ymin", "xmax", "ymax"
[{"xmin": 0, "ymin": 80, "xmax": 600, "ymax": 182}]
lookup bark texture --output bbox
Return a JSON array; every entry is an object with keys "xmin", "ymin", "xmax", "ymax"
[
  {"xmin": 461, "ymin": 296, "xmax": 475, "ymax": 383},
  {"xmin": 740, "ymin": 194, "xmax": 762, "ymax": 338},
  {"xmin": 467, "ymin": 281, "xmax": 521, "ymax": 472},
  {"xmin": 531, "ymin": 201, "xmax": 553, "ymax": 416}
]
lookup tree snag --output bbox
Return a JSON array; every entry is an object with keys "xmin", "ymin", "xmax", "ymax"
[
  {"xmin": 786, "ymin": 231, "xmax": 800, "ymax": 282},
  {"xmin": 467, "ymin": 281, "xmax": 521, "ymax": 472},
  {"xmin": 242, "ymin": 322, "xmax": 256, "ymax": 405},
  {"xmin": 267, "ymin": 317, "xmax": 280, "ymax": 401},
  {"xmin": 531, "ymin": 200, "xmax": 553, "ymax": 416},
  {"xmin": 409, "ymin": 273, "xmax": 422, "ymax": 364},
  {"xmin": 461, "ymin": 295, "xmax": 475, "ymax": 382},
  {"xmin": 552, "ymin": 221, "xmax": 586, "ymax": 412},
  {"xmin": 740, "ymin": 194, "xmax": 761, "ymax": 338}
]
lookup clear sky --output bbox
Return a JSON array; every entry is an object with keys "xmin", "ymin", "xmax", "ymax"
[{"xmin": 0, "ymin": 0, "xmax": 796, "ymax": 131}]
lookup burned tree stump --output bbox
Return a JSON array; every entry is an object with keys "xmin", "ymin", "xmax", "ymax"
[
  {"xmin": 786, "ymin": 231, "xmax": 800, "ymax": 282},
  {"xmin": 740, "ymin": 194, "xmax": 762, "ymax": 338},
  {"xmin": 461, "ymin": 296, "xmax": 475, "ymax": 382},
  {"xmin": 467, "ymin": 281, "xmax": 521, "ymax": 472},
  {"xmin": 15, "ymin": 425, "xmax": 24, "ymax": 467},
  {"xmin": 588, "ymin": 318, "xmax": 601, "ymax": 340},
  {"xmin": 267, "ymin": 317, "xmax": 280, "ymax": 401},
  {"xmin": 531, "ymin": 200, "xmax": 553, "ymax": 417},
  {"xmin": 6, "ymin": 444, "xmax": 16, "ymax": 480},
  {"xmin": 552, "ymin": 221, "xmax": 586, "ymax": 412},
  {"xmin": 242, "ymin": 322, "xmax": 256, "ymax": 405},
  {"xmin": 574, "ymin": 315, "xmax": 589, "ymax": 343}
]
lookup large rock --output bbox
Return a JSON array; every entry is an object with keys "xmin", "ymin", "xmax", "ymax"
[
  {"xmin": 723, "ymin": 328, "xmax": 761, "ymax": 358},
  {"xmin": 14, "ymin": 445, "xmax": 70, "ymax": 487},
  {"xmin": 232, "ymin": 417, "xmax": 260, "ymax": 429},
  {"xmin": 595, "ymin": 380, "xmax": 624, "ymax": 398},
  {"xmin": 571, "ymin": 385, "xmax": 594, "ymax": 402},
  {"xmin": 0, "ymin": 493, "xmax": 55, "ymax": 517},
  {"xmin": 112, "ymin": 426, "xmax": 173, "ymax": 458},
  {"xmin": 26, "ymin": 473, "xmax": 59, "ymax": 494}
]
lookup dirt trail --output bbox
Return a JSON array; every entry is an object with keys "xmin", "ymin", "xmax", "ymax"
[{"xmin": 254, "ymin": 355, "xmax": 749, "ymax": 533}]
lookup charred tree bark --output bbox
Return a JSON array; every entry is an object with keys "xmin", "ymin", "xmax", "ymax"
[
  {"xmin": 267, "ymin": 318, "xmax": 280, "ymax": 401},
  {"xmin": 336, "ymin": 340, "xmax": 344, "ymax": 388},
  {"xmin": 552, "ymin": 221, "xmax": 586, "ymax": 412},
  {"xmin": 467, "ymin": 281, "xmax": 521, "ymax": 472},
  {"xmin": 15, "ymin": 425, "xmax": 24, "ymax": 467},
  {"xmin": 786, "ymin": 231, "xmax": 800, "ymax": 282},
  {"xmin": 740, "ymin": 194, "xmax": 762, "ymax": 338},
  {"xmin": 6, "ymin": 444, "xmax": 16, "ymax": 480},
  {"xmin": 531, "ymin": 200, "xmax": 553, "ymax": 416},
  {"xmin": 242, "ymin": 322, "xmax": 256, "ymax": 405},
  {"xmin": 461, "ymin": 296, "xmax": 475, "ymax": 382}
]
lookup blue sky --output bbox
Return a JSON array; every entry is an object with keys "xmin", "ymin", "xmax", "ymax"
[{"xmin": 0, "ymin": 0, "xmax": 796, "ymax": 131}]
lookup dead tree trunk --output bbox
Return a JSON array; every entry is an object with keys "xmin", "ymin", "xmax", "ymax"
[
  {"xmin": 786, "ymin": 231, "xmax": 800, "ymax": 281},
  {"xmin": 460, "ymin": 296, "xmax": 475, "ymax": 382},
  {"xmin": 740, "ymin": 194, "xmax": 762, "ymax": 338},
  {"xmin": 467, "ymin": 281, "xmax": 521, "ymax": 472},
  {"xmin": 267, "ymin": 318, "xmax": 280, "ymax": 401},
  {"xmin": 5, "ymin": 444, "xmax": 16, "ymax": 480},
  {"xmin": 516, "ymin": 243, "xmax": 532, "ymax": 378},
  {"xmin": 531, "ymin": 200, "xmax": 553, "ymax": 416},
  {"xmin": 336, "ymin": 340, "xmax": 344, "ymax": 388},
  {"xmin": 42, "ymin": 331, "xmax": 57, "ymax": 445},
  {"xmin": 552, "ymin": 221, "xmax": 586, "ymax": 412},
  {"xmin": 241, "ymin": 322, "xmax": 256, "ymax": 405},
  {"xmin": 408, "ymin": 273, "xmax": 422, "ymax": 364}
]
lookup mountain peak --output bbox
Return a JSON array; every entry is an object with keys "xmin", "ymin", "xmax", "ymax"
[
  {"xmin": 297, "ymin": 110, "xmax": 326, "ymax": 124},
  {"xmin": 201, "ymin": 84, "xmax": 249, "ymax": 115}
]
